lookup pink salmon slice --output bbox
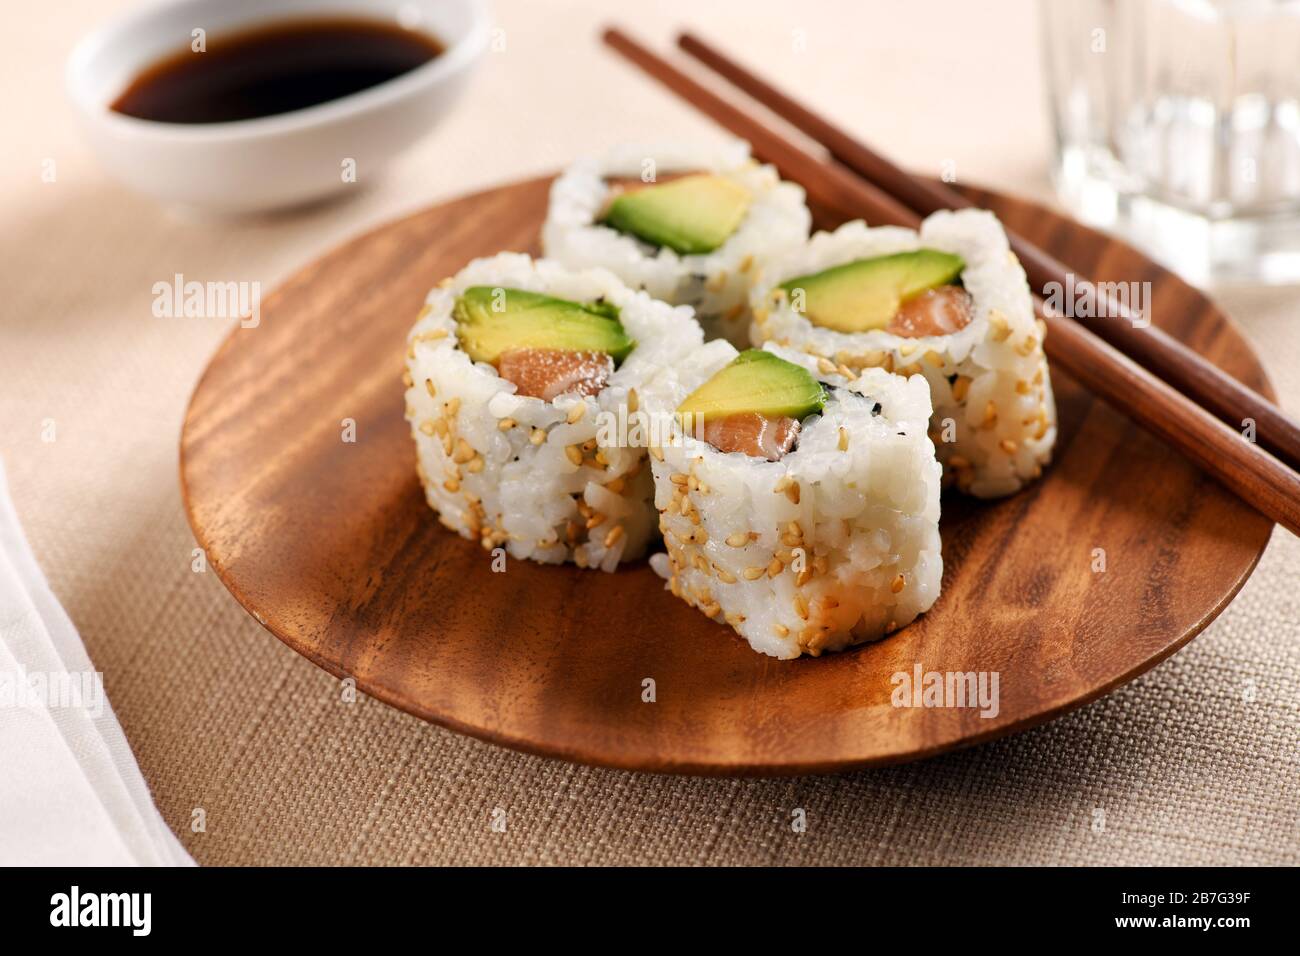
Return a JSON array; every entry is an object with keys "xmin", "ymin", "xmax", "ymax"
[
  {"xmin": 497, "ymin": 349, "xmax": 613, "ymax": 402},
  {"xmin": 702, "ymin": 413, "xmax": 800, "ymax": 461},
  {"xmin": 887, "ymin": 285, "xmax": 974, "ymax": 338}
]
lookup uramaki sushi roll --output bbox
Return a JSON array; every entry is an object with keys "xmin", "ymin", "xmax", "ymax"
[
  {"xmin": 750, "ymin": 209, "xmax": 1056, "ymax": 498},
  {"xmin": 403, "ymin": 253, "xmax": 703, "ymax": 571},
  {"xmin": 641, "ymin": 342, "xmax": 943, "ymax": 659},
  {"xmin": 542, "ymin": 140, "xmax": 811, "ymax": 348}
]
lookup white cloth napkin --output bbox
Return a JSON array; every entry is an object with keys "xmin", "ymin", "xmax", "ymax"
[{"xmin": 0, "ymin": 461, "xmax": 193, "ymax": 866}]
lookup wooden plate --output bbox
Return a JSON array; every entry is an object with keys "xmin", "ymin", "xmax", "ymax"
[{"xmin": 180, "ymin": 176, "xmax": 1274, "ymax": 775}]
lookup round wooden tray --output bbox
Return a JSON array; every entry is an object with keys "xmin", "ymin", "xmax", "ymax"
[{"xmin": 180, "ymin": 176, "xmax": 1274, "ymax": 775}]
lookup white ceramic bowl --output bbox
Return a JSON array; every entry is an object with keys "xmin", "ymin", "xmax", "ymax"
[{"xmin": 67, "ymin": 0, "xmax": 489, "ymax": 213}]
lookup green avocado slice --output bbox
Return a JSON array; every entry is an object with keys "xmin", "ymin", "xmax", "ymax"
[
  {"xmin": 677, "ymin": 349, "xmax": 827, "ymax": 426},
  {"xmin": 602, "ymin": 174, "xmax": 751, "ymax": 255},
  {"xmin": 778, "ymin": 249, "xmax": 965, "ymax": 333},
  {"xmin": 452, "ymin": 287, "xmax": 635, "ymax": 364}
]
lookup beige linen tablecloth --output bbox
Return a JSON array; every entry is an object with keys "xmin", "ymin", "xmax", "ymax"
[{"xmin": 2, "ymin": 0, "xmax": 1296, "ymax": 865}]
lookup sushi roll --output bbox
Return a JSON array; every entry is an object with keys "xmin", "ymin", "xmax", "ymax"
[
  {"xmin": 750, "ymin": 210, "xmax": 1057, "ymax": 498},
  {"xmin": 403, "ymin": 253, "xmax": 703, "ymax": 571},
  {"xmin": 542, "ymin": 140, "xmax": 811, "ymax": 348},
  {"xmin": 640, "ymin": 342, "xmax": 943, "ymax": 659}
]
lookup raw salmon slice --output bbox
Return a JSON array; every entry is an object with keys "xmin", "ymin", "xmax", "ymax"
[
  {"xmin": 702, "ymin": 413, "xmax": 800, "ymax": 461},
  {"xmin": 497, "ymin": 349, "xmax": 613, "ymax": 402},
  {"xmin": 887, "ymin": 285, "xmax": 974, "ymax": 338}
]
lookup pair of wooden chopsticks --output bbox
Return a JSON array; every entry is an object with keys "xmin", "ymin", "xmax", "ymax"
[{"xmin": 602, "ymin": 26, "xmax": 1300, "ymax": 536}]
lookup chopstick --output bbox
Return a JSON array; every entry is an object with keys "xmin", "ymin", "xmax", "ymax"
[
  {"xmin": 603, "ymin": 29, "xmax": 917, "ymax": 226},
  {"xmin": 600, "ymin": 26, "xmax": 1300, "ymax": 536},
  {"xmin": 676, "ymin": 31, "xmax": 1300, "ymax": 477}
]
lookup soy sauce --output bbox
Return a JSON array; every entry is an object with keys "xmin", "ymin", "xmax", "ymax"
[{"xmin": 110, "ymin": 18, "xmax": 445, "ymax": 124}]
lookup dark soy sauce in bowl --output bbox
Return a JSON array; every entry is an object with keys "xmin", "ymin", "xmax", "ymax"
[{"xmin": 111, "ymin": 17, "xmax": 445, "ymax": 124}]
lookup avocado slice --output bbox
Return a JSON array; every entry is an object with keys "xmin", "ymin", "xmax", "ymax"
[
  {"xmin": 602, "ymin": 174, "xmax": 751, "ymax": 255},
  {"xmin": 677, "ymin": 349, "xmax": 827, "ymax": 426},
  {"xmin": 778, "ymin": 249, "xmax": 965, "ymax": 334},
  {"xmin": 453, "ymin": 287, "xmax": 635, "ymax": 364}
]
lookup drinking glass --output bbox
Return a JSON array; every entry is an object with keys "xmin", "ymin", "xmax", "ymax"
[{"xmin": 1041, "ymin": 0, "xmax": 1300, "ymax": 284}]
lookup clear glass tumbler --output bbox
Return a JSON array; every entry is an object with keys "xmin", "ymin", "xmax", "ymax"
[{"xmin": 1041, "ymin": 0, "xmax": 1300, "ymax": 285}]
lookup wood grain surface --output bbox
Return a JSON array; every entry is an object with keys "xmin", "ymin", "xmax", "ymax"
[{"xmin": 180, "ymin": 176, "xmax": 1275, "ymax": 775}]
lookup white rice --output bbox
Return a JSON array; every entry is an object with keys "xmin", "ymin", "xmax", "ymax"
[
  {"xmin": 542, "ymin": 140, "xmax": 811, "ymax": 348},
  {"xmin": 403, "ymin": 253, "xmax": 704, "ymax": 571},
  {"xmin": 640, "ymin": 342, "xmax": 943, "ymax": 659},
  {"xmin": 750, "ymin": 210, "xmax": 1057, "ymax": 498}
]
